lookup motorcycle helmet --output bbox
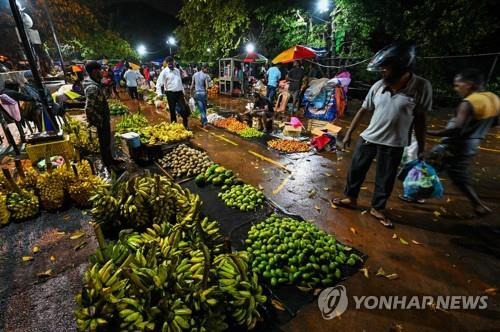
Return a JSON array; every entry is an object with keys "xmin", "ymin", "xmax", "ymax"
[{"xmin": 367, "ymin": 42, "xmax": 416, "ymax": 72}]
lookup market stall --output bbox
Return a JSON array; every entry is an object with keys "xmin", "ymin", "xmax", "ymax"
[{"xmin": 218, "ymin": 53, "xmax": 267, "ymax": 96}]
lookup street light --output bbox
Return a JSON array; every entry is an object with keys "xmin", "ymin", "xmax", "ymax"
[
  {"xmin": 245, "ymin": 43, "xmax": 255, "ymax": 54},
  {"xmin": 317, "ymin": 0, "xmax": 329, "ymax": 13},
  {"xmin": 207, "ymin": 48, "xmax": 211, "ymax": 53},
  {"xmin": 137, "ymin": 44, "xmax": 147, "ymax": 56},
  {"xmin": 167, "ymin": 36, "xmax": 176, "ymax": 55}
]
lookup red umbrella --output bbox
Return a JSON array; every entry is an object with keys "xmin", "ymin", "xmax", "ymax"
[
  {"xmin": 234, "ymin": 52, "xmax": 268, "ymax": 63},
  {"xmin": 272, "ymin": 45, "xmax": 317, "ymax": 64}
]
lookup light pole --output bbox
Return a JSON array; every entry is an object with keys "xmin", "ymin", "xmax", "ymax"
[{"xmin": 167, "ymin": 36, "xmax": 176, "ymax": 56}]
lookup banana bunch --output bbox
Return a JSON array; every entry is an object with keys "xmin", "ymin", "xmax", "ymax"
[
  {"xmin": 6, "ymin": 189, "xmax": 39, "ymax": 220},
  {"xmin": 115, "ymin": 113, "xmax": 149, "ymax": 137},
  {"xmin": 138, "ymin": 122, "xmax": 193, "ymax": 145},
  {"xmin": 214, "ymin": 252, "xmax": 267, "ymax": 330},
  {"xmin": 76, "ymin": 159, "xmax": 93, "ymax": 178},
  {"xmin": 0, "ymin": 193, "xmax": 10, "ymax": 225},
  {"xmin": 69, "ymin": 176, "xmax": 105, "ymax": 208},
  {"xmin": 198, "ymin": 217, "xmax": 224, "ymax": 254},
  {"xmin": 17, "ymin": 167, "xmax": 38, "ymax": 190},
  {"xmin": 0, "ymin": 174, "xmax": 8, "ymax": 192},
  {"xmin": 90, "ymin": 183, "xmax": 122, "ymax": 228},
  {"xmin": 63, "ymin": 117, "xmax": 99, "ymax": 153},
  {"xmin": 36, "ymin": 170, "xmax": 65, "ymax": 211}
]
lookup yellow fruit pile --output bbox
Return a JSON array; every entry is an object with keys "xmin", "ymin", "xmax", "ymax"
[
  {"xmin": 0, "ymin": 193, "xmax": 10, "ymax": 226},
  {"xmin": 36, "ymin": 169, "xmax": 65, "ymax": 211},
  {"xmin": 63, "ymin": 117, "xmax": 100, "ymax": 153},
  {"xmin": 138, "ymin": 122, "xmax": 193, "ymax": 145},
  {"xmin": 6, "ymin": 189, "xmax": 39, "ymax": 221}
]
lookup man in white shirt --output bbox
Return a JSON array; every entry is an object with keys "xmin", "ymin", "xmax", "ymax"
[
  {"xmin": 123, "ymin": 66, "xmax": 143, "ymax": 100},
  {"xmin": 156, "ymin": 56, "xmax": 189, "ymax": 128}
]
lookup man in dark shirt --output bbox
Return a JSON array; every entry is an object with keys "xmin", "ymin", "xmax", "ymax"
[
  {"xmin": 287, "ymin": 61, "xmax": 305, "ymax": 113},
  {"xmin": 428, "ymin": 68, "xmax": 499, "ymax": 216},
  {"xmin": 240, "ymin": 93, "xmax": 274, "ymax": 132}
]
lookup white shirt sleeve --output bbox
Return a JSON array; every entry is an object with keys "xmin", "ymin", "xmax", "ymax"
[{"xmin": 156, "ymin": 69, "xmax": 166, "ymax": 95}]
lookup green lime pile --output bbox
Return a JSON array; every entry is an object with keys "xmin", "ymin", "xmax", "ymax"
[
  {"xmin": 218, "ymin": 184, "xmax": 265, "ymax": 211},
  {"xmin": 238, "ymin": 127, "xmax": 264, "ymax": 138},
  {"xmin": 246, "ymin": 214, "xmax": 363, "ymax": 287}
]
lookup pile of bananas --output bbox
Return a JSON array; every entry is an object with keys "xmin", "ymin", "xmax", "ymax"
[
  {"xmin": 6, "ymin": 189, "xmax": 39, "ymax": 220},
  {"xmin": 18, "ymin": 167, "xmax": 38, "ymax": 190},
  {"xmin": 159, "ymin": 144, "xmax": 213, "ymax": 178},
  {"xmin": 69, "ymin": 176, "xmax": 105, "ymax": 208},
  {"xmin": 63, "ymin": 117, "xmax": 99, "ymax": 153},
  {"xmin": 0, "ymin": 174, "xmax": 9, "ymax": 192},
  {"xmin": 115, "ymin": 113, "xmax": 149, "ymax": 137},
  {"xmin": 91, "ymin": 174, "xmax": 200, "ymax": 234},
  {"xmin": 214, "ymin": 252, "xmax": 267, "ymax": 329},
  {"xmin": 36, "ymin": 169, "xmax": 65, "ymax": 211},
  {"xmin": 0, "ymin": 193, "xmax": 10, "ymax": 226},
  {"xmin": 138, "ymin": 122, "xmax": 193, "ymax": 145},
  {"xmin": 76, "ymin": 204, "xmax": 265, "ymax": 331}
]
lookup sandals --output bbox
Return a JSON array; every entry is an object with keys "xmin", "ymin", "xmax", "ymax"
[
  {"xmin": 370, "ymin": 208, "xmax": 394, "ymax": 228},
  {"xmin": 331, "ymin": 197, "xmax": 357, "ymax": 209},
  {"xmin": 398, "ymin": 194, "xmax": 425, "ymax": 204}
]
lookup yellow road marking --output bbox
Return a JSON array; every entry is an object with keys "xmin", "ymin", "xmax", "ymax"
[
  {"xmin": 272, "ymin": 173, "xmax": 293, "ymax": 195},
  {"xmin": 208, "ymin": 132, "xmax": 238, "ymax": 146},
  {"xmin": 248, "ymin": 150, "xmax": 290, "ymax": 172}
]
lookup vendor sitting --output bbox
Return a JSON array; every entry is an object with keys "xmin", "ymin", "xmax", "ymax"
[{"xmin": 240, "ymin": 92, "xmax": 274, "ymax": 133}]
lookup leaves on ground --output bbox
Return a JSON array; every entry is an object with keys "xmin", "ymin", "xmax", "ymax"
[
  {"xmin": 314, "ymin": 205, "xmax": 321, "ymax": 211},
  {"xmin": 258, "ymin": 185, "xmax": 264, "ymax": 190},
  {"xmin": 70, "ymin": 231, "xmax": 85, "ymax": 240},
  {"xmin": 271, "ymin": 299, "xmax": 286, "ymax": 311},
  {"xmin": 32, "ymin": 246, "xmax": 40, "ymax": 254},
  {"xmin": 37, "ymin": 269, "xmax": 52, "ymax": 278},
  {"xmin": 56, "ymin": 231, "xmax": 65, "ymax": 235},
  {"xmin": 411, "ymin": 240, "xmax": 422, "ymax": 245},
  {"xmin": 399, "ymin": 238, "xmax": 409, "ymax": 245},
  {"xmin": 359, "ymin": 267, "xmax": 369, "ymax": 278},
  {"xmin": 376, "ymin": 267, "xmax": 386, "ymax": 276},
  {"xmin": 323, "ymin": 187, "xmax": 330, "ymax": 191},
  {"xmin": 50, "ymin": 255, "xmax": 56, "ymax": 263},
  {"xmin": 385, "ymin": 273, "xmax": 399, "ymax": 280},
  {"xmin": 330, "ymin": 202, "xmax": 338, "ymax": 209},
  {"xmin": 361, "ymin": 210, "xmax": 367, "ymax": 215},
  {"xmin": 350, "ymin": 227, "xmax": 357, "ymax": 235},
  {"xmin": 392, "ymin": 233, "xmax": 398, "ymax": 239},
  {"xmin": 323, "ymin": 173, "xmax": 333, "ymax": 177},
  {"xmin": 63, "ymin": 215, "xmax": 71, "ymax": 220},
  {"xmin": 74, "ymin": 241, "xmax": 88, "ymax": 251},
  {"xmin": 433, "ymin": 211, "xmax": 441, "ymax": 217},
  {"xmin": 22, "ymin": 256, "xmax": 34, "ymax": 262},
  {"xmin": 484, "ymin": 288, "xmax": 498, "ymax": 296}
]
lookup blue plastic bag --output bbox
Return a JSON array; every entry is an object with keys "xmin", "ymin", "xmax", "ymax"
[{"xmin": 403, "ymin": 161, "xmax": 444, "ymax": 200}]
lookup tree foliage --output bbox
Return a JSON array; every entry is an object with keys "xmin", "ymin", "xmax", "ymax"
[{"xmin": 176, "ymin": 0, "xmax": 250, "ymax": 62}]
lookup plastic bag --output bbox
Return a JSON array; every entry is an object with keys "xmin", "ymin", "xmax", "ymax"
[{"xmin": 403, "ymin": 161, "xmax": 443, "ymax": 200}]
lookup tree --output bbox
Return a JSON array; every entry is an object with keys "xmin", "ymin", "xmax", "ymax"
[{"xmin": 176, "ymin": 0, "xmax": 250, "ymax": 61}]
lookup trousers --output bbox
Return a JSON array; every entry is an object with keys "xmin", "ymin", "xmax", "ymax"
[{"xmin": 345, "ymin": 138, "xmax": 404, "ymax": 210}]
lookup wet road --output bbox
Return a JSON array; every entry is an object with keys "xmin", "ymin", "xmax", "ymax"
[{"xmin": 1, "ymin": 90, "xmax": 499, "ymax": 331}]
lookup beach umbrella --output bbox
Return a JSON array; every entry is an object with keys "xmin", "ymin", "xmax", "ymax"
[
  {"xmin": 272, "ymin": 45, "xmax": 317, "ymax": 64},
  {"xmin": 234, "ymin": 53, "xmax": 268, "ymax": 63}
]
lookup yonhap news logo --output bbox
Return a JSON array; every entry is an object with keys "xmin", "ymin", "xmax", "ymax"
[{"xmin": 318, "ymin": 285, "xmax": 489, "ymax": 319}]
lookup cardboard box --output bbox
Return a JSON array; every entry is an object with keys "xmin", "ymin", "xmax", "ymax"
[
  {"xmin": 311, "ymin": 123, "xmax": 342, "ymax": 137},
  {"xmin": 283, "ymin": 125, "xmax": 302, "ymax": 137}
]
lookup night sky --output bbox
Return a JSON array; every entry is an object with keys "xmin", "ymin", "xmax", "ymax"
[{"xmin": 103, "ymin": 0, "xmax": 183, "ymax": 60}]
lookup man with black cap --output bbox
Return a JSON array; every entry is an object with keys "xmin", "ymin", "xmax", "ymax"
[
  {"xmin": 332, "ymin": 42, "xmax": 432, "ymax": 228},
  {"xmin": 156, "ymin": 56, "xmax": 189, "ymax": 128},
  {"xmin": 83, "ymin": 60, "xmax": 117, "ymax": 167}
]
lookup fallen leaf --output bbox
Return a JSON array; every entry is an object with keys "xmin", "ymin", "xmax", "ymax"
[
  {"xmin": 330, "ymin": 202, "xmax": 338, "ymax": 209},
  {"xmin": 22, "ymin": 256, "xmax": 34, "ymax": 262},
  {"xmin": 392, "ymin": 233, "xmax": 398, "ymax": 239},
  {"xmin": 74, "ymin": 241, "xmax": 88, "ymax": 251},
  {"xmin": 56, "ymin": 231, "xmax": 65, "ymax": 235},
  {"xmin": 314, "ymin": 288, "xmax": 322, "ymax": 296},
  {"xmin": 37, "ymin": 269, "xmax": 52, "ymax": 278},
  {"xmin": 361, "ymin": 210, "xmax": 367, "ymax": 215},
  {"xmin": 394, "ymin": 323, "xmax": 404, "ymax": 332},
  {"xmin": 50, "ymin": 255, "xmax": 56, "ymax": 263},
  {"xmin": 337, "ymin": 157, "xmax": 343, "ymax": 161},
  {"xmin": 314, "ymin": 205, "xmax": 321, "ymax": 211},
  {"xmin": 324, "ymin": 173, "xmax": 333, "ymax": 177},
  {"xmin": 446, "ymin": 198, "xmax": 451, "ymax": 203},
  {"xmin": 439, "ymin": 207, "xmax": 447, "ymax": 213},
  {"xmin": 361, "ymin": 186, "xmax": 368, "ymax": 190},
  {"xmin": 385, "ymin": 273, "xmax": 399, "ymax": 280},
  {"xmin": 359, "ymin": 267, "xmax": 369, "ymax": 278},
  {"xmin": 433, "ymin": 211, "xmax": 441, "ymax": 217},
  {"xmin": 323, "ymin": 187, "xmax": 330, "ymax": 191},
  {"xmin": 411, "ymin": 240, "xmax": 422, "ymax": 245},
  {"xmin": 308, "ymin": 189, "xmax": 316, "ymax": 198},
  {"xmin": 399, "ymin": 238, "xmax": 409, "ymax": 245},
  {"xmin": 484, "ymin": 288, "xmax": 498, "ymax": 296},
  {"xmin": 258, "ymin": 185, "xmax": 264, "ymax": 190},
  {"xmin": 70, "ymin": 231, "xmax": 85, "ymax": 240},
  {"xmin": 32, "ymin": 246, "xmax": 40, "ymax": 254},
  {"xmin": 297, "ymin": 286, "xmax": 312, "ymax": 292},
  {"xmin": 350, "ymin": 227, "xmax": 357, "ymax": 234},
  {"xmin": 271, "ymin": 299, "xmax": 286, "ymax": 311},
  {"xmin": 376, "ymin": 267, "xmax": 386, "ymax": 277},
  {"xmin": 63, "ymin": 215, "xmax": 71, "ymax": 220}
]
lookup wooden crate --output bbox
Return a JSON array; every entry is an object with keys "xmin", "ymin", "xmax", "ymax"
[
  {"xmin": 26, "ymin": 136, "xmax": 74, "ymax": 163},
  {"xmin": 306, "ymin": 119, "xmax": 332, "ymax": 132}
]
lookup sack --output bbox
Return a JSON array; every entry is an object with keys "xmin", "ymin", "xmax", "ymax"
[
  {"xmin": 403, "ymin": 161, "xmax": 444, "ymax": 200},
  {"xmin": 398, "ymin": 159, "xmax": 419, "ymax": 181}
]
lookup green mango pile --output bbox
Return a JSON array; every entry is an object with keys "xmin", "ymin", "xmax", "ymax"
[{"xmin": 246, "ymin": 214, "xmax": 363, "ymax": 287}]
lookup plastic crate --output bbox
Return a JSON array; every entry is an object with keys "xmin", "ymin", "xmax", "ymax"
[{"xmin": 26, "ymin": 135, "xmax": 75, "ymax": 163}]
